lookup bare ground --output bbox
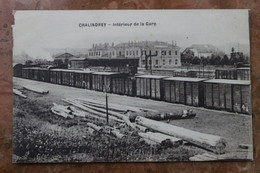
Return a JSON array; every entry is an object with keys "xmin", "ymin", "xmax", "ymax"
[{"xmin": 12, "ymin": 77, "xmax": 253, "ymax": 162}]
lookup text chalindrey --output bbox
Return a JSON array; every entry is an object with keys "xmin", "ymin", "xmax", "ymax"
[{"xmin": 79, "ymin": 22, "xmax": 156, "ymax": 27}]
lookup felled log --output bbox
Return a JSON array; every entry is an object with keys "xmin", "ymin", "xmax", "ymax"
[
  {"xmin": 142, "ymin": 138, "xmax": 158, "ymax": 145},
  {"xmin": 80, "ymin": 102, "xmax": 125, "ymax": 119},
  {"xmin": 138, "ymin": 132, "xmax": 182, "ymax": 146},
  {"xmin": 63, "ymin": 99, "xmax": 123, "ymax": 123},
  {"xmin": 13, "ymin": 89, "xmax": 27, "ymax": 98},
  {"xmin": 189, "ymin": 153, "xmax": 218, "ymax": 161},
  {"xmin": 146, "ymin": 132, "xmax": 182, "ymax": 145},
  {"xmin": 135, "ymin": 116, "xmax": 227, "ymax": 154},
  {"xmin": 110, "ymin": 128, "xmax": 126, "ymax": 139},
  {"xmin": 51, "ymin": 107, "xmax": 74, "ymax": 119},
  {"xmin": 133, "ymin": 123, "xmax": 149, "ymax": 132},
  {"xmin": 138, "ymin": 132, "xmax": 163, "ymax": 144},
  {"xmin": 128, "ymin": 110, "xmax": 196, "ymax": 122},
  {"xmin": 23, "ymin": 85, "xmax": 49, "ymax": 94},
  {"xmin": 87, "ymin": 122, "xmax": 102, "ymax": 132}
]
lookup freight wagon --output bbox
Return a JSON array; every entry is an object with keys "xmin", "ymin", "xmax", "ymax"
[
  {"xmin": 136, "ymin": 75, "xmax": 168, "ymax": 100},
  {"xmin": 13, "ymin": 63, "xmax": 23, "ymax": 78},
  {"xmin": 21, "ymin": 68, "xmax": 33, "ymax": 79},
  {"xmin": 164, "ymin": 77, "xmax": 206, "ymax": 107},
  {"xmin": 74, "ymin": 70, "xmax": 92, "ymax": 89},
  {"xmin": 187, "ymin": 70, "xmax": 215, "ymax": 78},
  {"xmin": 237, "ymin": 67, "xmax": 250, "ymax": 80},
  {"xmin": 203, "ymin": 79, "xmax": 251, "ymax": 114},
  {"xmin": 14, "ymin": 66, "xmax": 252, "ymax": 115},
  {"xmin": 61, "ymin": 69, "xmax": 75, "ymax": 86},
  {"xmin": 215, "ymin": 69, "xmax": 237, "ymax": 80},
  {"xmin": 49, "ymin": 69, "xmax": 63, "ymax": 84},
  {"xmin": 92, "ymin": 72, "xmax": 121, "ymax": 93},
  {"xmin": 38, "ymin": 69, "xmax": 50, "ymax": 82},
  {"xmin": 112, "ymin": 76, "xmax": 135, "ymax": 96}
]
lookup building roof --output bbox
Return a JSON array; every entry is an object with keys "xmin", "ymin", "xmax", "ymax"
[
  {"xmin": 53, "ymin": 52, "xmax": 74, "ymax": 59},
  {"xmin": 13, "ymin": 63, "xmax": 22, "ymax": 68},
  {"xmin": 70, "ymin": 57, "xmax": 87, "ymax": 61},
  {"xmin": 164, "ymin": 77, "xmax": 207, "ymax": 82},
  {"xmin": 85, "ymin": 56, "xmax": 139, "ymax": 60},
  {"xmin": 135, "ymin": 74, "xmax": 168, "ymax": 79},
  {"xmin": 88, "ymin": 43, "xmax": 115, "ymax": 51},
  {"xmin": 204, "ymin": 79, "xmax": 251, "ymax": 85},
  {"xmin": 185, "ymin": 44, "xmax": 218, "ymax": 53},
  {"xmin": 115, "ymin": 41, "xmax": 180, "ymax": 50}
]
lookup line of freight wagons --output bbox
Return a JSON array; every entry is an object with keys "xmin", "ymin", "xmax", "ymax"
[{"xmin": 16, "ymin": 67, "xmax": 251, "ymax": 114}]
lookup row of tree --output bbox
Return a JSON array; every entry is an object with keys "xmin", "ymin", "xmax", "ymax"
[{"xmin": 181, "ymin": 51, "xmax": 250, "ymax": 67}]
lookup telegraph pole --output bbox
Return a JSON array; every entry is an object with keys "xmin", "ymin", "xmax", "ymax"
[{"xmin": 145, "ymin": 51, "xmax": 158, "ymax": 75}]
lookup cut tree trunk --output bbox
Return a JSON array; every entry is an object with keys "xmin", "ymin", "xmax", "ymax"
[
  {"xmin": 135, "ymin": 116, "xmax": 227, "ymax": 154},
  {"xmin": 13, "ymin": 89, "xmax": 27, "ymax": 98},
  {"xmin": 23, "ymin": 85, "xmax": 49, "ymax": 94},
  {"xmin": 87, "ymin": 122, "xmax": 103, "ymax": 132}
]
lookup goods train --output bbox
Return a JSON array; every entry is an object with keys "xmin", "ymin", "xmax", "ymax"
[{"xmin": 14, "ymin": 67, "xmax": 252, "ymax": 115}]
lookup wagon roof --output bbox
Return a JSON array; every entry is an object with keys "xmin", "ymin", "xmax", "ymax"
[
  {"xmin": 237, "ymin": 67, "xmax": 250, "ymax": 70},
  {"xmin": 73, "ymin": 70, "xmax": 92, "ymax": 73},
  {"xmin": 92, "ymin": 72, "xmax": 120, "ymax": 75},
  {"xmin": 204, "ymin": 79, "xmax": 251, "ymax": 85},
  {"xmin": 23, "ymin": 67, "xmax": 42, "ymax": 69},
  {"xmin": 135, "ymin": 75, "xmax": 168, "ymax": 79},
  {"xmin": 164, "ymin": 77, "xmax": 207, "ymax": 82}
]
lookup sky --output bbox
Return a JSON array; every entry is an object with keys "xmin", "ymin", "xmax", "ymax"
[{"xmin": 13, "ymin": 10, "xmax": 250, "ymax": 60}]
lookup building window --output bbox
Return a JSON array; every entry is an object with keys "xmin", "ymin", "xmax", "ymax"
[
  {"xmin": 162, "ymin": 50, "xmax": 166, "ymax": 55},
  {"xmin": 130, "ymin": 51, "xmax": 132, "ymax": 55},
  {"xmin": 169, "ymin": 51, "xmax": 171, "ymax": 55},
  {"xmin": 136, "ymin": 50, "xmax": 138, "ymax": 56},
  {"xmin": 175, "ymin": 59, "xmax": 178, "ymax": 65},
  {"xmin": 126, "ymin": 51, "xmax": 128, "ymax": 56},
  {"xmin": 133, "ymin": 51, "xmax": 135, "ymax": 56},
  {"xmin": 163, "ymin": 59, "xmax": 165, "ymax": 65},
  {"xmin": 156, "ymin": 60, "xmax": 159, "ymax": 65},
  {"xmin": 169, "ymin": 59, "xmax": 172, "ymax": 65},
  {"xmin": 119, "ymin": 51, "xmax": 121, "ymax": 56},
  {"xmin": 175, "ymin": 51, "xmax": 178, "ymax": 55}
]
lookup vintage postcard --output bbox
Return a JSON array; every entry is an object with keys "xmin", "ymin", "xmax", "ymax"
[{"xmin": 12, "ymin": 10, "xmax": 252, "ymax": 163}]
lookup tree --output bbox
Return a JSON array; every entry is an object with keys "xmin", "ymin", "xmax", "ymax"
[{"xmin": 220, "ymin": 55, "xmax": 230, "ymax": 66}]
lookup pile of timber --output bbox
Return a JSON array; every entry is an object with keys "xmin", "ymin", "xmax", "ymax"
[
  {"xmin": 64, "ymin": 98, "xmax": 150, "ymax": 132},
  {"xmin": 23, "ymin": 85, "xmax": 49, "ymax": 94},
  {"xmin": 13, "ymin": 89, "xmax": 27, "ymax": 98},
  {"xmin": 135, "ymin": 116, "xmax": 227, "ymax": 154},
  {"xmin": 63, "ymin": 99, "xmax": 124, "ymax": 123},
  {"xmin": 76, "ymin": 98, "xmax": 159, "ymax": 113}
]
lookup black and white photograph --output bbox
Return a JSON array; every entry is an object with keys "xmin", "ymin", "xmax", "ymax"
[{"xmin": 12, "ymin": 10, "xmax": 252, "ymax": 163}]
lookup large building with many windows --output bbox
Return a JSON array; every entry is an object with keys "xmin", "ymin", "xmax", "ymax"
[
  {"xmin": 115, "ymin": 41, "xmax": 181, "ymax": 68},
  {"xmin": 87, "ymin": 41, "xmax": 181, "ymax": 68}
]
